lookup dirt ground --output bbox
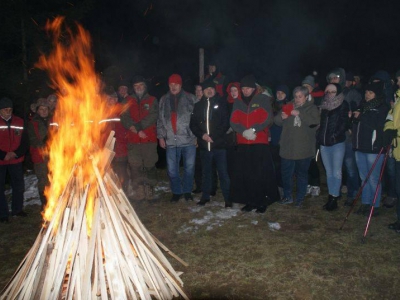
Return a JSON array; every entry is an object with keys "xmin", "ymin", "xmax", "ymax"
[{"xmin": 1, "ymin": 170, "xmax": 400, "ymax": 299}]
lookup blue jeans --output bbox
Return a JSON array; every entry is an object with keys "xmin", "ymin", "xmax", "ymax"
[
  {"xmin": 281, "ymin": 157, "xmax": 312, "ymax": 201},
  {"xmin": 355, "ymin": 151, "xmax": 384, "ymax": 207},
  {"xmin": 0, "ymin": 163, "xmax": 25, "ymax": 217},
  {"xmin": 200, "ymin": 149, "xmax": 230, "ymax": 201},
  {"xmin": 320, "ymin": 142, "xmax": 345, "ymax": 197},
  {"xmin": 343, "ymin": 138, "xmax": 360, "ymax": 198},
  {"xmin": 166, "ymin": 145, "xmax": 196, "ymax": 194}
]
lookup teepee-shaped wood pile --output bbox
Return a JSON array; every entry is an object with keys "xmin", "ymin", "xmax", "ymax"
[{"xmin": 1, "ymin": 133, "xmax": 189, "ymax": 300}]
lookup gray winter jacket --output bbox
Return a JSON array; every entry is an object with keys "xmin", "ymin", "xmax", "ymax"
[{"xmin": 157, "ymin": 90, "xmax": 196, "ymax": 148}]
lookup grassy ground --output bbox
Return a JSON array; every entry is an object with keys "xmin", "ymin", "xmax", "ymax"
[{"xmin": 1, "ymin": 170, "xmax": 400, "ymax": 299}]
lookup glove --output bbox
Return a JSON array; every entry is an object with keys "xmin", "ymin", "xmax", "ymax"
[
  {"xmin": 383, "ymin": 129, "xmax": 397, "ymax": 146},
  {"xmin": 242, "ymin": 128, "xmax": 256, "ymax": 140}
]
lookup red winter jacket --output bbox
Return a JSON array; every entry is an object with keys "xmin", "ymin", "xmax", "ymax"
[
  {"xmin": 120, "ymin": 94, "xmax": 158, "ymax": 144},
  {"xmin": 230, "ymin": 91, "xmax": 273, "ymax": 145},
  {"xmin": 0, "ymin": 116, "xmax": 26, "ymax": 165}
]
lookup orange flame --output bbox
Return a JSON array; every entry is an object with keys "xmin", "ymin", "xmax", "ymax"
[{"xmin": 36, "ymin": 17, "xmax": 116, "ymax": 232}]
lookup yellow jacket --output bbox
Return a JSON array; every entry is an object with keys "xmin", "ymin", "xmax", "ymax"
[{"xmin": 384, "ymin": 90, "xmax": 400, "ymax": 160}]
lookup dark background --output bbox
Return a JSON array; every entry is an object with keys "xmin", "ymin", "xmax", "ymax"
[{"xmin": 1, "ymin": 0, "xmax": 399, "ymax": 116}]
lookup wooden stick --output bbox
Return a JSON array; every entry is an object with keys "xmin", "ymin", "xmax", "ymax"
[{"xmin": 150, "ymin": 233, "xmax": 189, "ymax": 267}]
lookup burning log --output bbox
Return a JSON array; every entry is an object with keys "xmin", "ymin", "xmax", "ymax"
[{"xmin": 0, "ymin": 133, "xmax": 189, "ymax": 300}]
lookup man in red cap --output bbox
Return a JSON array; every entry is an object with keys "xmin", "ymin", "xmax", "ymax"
[{"xmin": 157, "ymin": 74, "xmax": 197, "ymax": 202}]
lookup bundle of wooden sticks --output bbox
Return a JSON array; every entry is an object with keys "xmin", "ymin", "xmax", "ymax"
[{"xmin": 1, "ymin": 132, "xmax": 189, "ymax": 300}]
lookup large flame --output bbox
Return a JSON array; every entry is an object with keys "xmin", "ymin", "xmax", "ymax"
[{"xmin": 36, "ymin": 17, "xmax": 117, "ymax": 230}]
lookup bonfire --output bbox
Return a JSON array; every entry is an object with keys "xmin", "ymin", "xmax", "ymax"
[{"xmin": 0, "ymin": 17, "xmax": 189, "ymax": 300}]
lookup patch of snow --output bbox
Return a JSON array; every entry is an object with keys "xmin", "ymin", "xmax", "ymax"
[
  {"xmin": 177, "ymin": 224, "xmax": 198, "ymax": 234},
  {"xmin": 268, "ymin": 222, "xmax": 281, "ymax": 231},
  {"xmin": 23, "ymin": 174, "xmax": 41, "ymax": 206},
  {"xmin": 178, "ymin": 202, "xmax": 243, "ymax": 233},
  {"xmin": 177, "ymin": 200, "xmax": 282, "ymax": 234},
  {"xmin": 154, "ymin": 181, "xmax": 170, "ymax": 193}
]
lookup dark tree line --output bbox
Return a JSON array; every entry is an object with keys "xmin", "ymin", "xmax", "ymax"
[{"xmin": 0, "ymin": 0, "xmax": 94, "ymax": 117}]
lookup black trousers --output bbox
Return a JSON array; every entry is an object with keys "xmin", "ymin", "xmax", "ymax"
[{"xmin": 230, "ymin": 144, "xmax": 279, "ymax": 207}]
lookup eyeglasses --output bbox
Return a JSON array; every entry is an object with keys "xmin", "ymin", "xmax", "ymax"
[{"xmin": 325, "ymin": 91, "xmax": 337, "ymax": 94}]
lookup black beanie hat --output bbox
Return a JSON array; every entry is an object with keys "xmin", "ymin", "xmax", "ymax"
[
  {"xmin": 366, "ymin": 81, "xmax": 384, "ymax": 98},
  {"xmin": 240, "ymin": 75, "xmax": 257, "ymax": 88},
  {"xmin": 201, "ymin": 79, "xmax": 216, "ymax": 90},
  {"xmin": 132, "ymin": 75, "xmax": 147, "ymax": 85},
  {"xmin": 276, "ymin": 84, "xmax": 289, "ymax": 97},
  {"xmin": 0, "ymin": 97, "xmax": 13, "ymax": 110}
]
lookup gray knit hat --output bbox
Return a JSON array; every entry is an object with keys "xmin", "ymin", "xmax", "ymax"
[
  {"xmin": 0, "ymin": 97, "xmax": 13, "ymax": 110},
  {"xmin": 30, "ymin": 98, "xmax": 49, "ymax": 112},
  {"xmin": 301, "ymin": 75, "xmax": 315, "ymax": 88}
]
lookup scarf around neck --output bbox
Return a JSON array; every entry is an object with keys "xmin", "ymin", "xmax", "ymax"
[
  {"xmin": 293, "ymin": 101, "xmax": 305, "ymax": 127},
  {"xmin": 359, "ymin": 97, "xmax": 382, "ymax": 114},
  {"xmin": 320, "ymin": 93, "xmax": 345, "ymax": 111}
]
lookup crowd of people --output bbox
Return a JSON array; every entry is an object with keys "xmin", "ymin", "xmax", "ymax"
[{"xmin": 1, "ymin": 62, "xmax": 400, "ymax": 235}]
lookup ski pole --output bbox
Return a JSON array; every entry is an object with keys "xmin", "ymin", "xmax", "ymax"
[
  {"xmin": 362, "ymin": 146, "xmax": 390, "ymax": 242},
  {"xmin": 339, "ymin": 146, "xmax": 385, "ymax": 230}
]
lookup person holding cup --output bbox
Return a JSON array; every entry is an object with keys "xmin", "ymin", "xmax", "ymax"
[{"xmin": 274, "ymin": 86, "xmax": 320, "ymax": 207}]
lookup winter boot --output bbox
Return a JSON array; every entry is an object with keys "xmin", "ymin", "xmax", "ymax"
[
  {"xmin": 170, "ymin": 194, "xmax": 182, "ymax": 202},
  {"xmin": 323, "ymin": 195, "xmax": 333, "ymax": 210},
  {"xmin": 326, "ymin": 195, "xmax": 339, "ymax": 211},
  {"xmin": 197, "ymin": 198, "xmax": 210, "ymax": 206},
  {"xmin": 383, "ymin": 196, "xmax": 397, "ymax": 208}
]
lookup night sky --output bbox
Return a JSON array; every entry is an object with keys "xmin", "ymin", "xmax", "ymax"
[
  {"xmin": 1, "ymin": 0, "xmax": 400, "ymax": 101},
  {"xmin": 77, "ymin": 0, "xmax": 400, "ymax": 94}
]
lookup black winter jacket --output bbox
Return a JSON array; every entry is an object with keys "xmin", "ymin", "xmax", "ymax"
[
  {"xmin": 317, "ymin": 101, "xmax": 350, "ymax": 146},
  {"xmin": 190, "ymin": 95, "xmax": 230, "ymax": 150},
  {"xmin": 352, "ymin": 101, "xmax": 389, "ymax": 154}
]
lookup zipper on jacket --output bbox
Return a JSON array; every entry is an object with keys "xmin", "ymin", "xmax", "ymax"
[
  {"xmin": 356, "ymin": 122, "xmax": 360, "ymax": 149},
  {"xmin": 206, "ymin": 98, "xmax": 210, "ymax": 151},
  {"xmin": 246, "ymin": 100, "xmax": 251, "ymax": 144},
  {"xmin": 323, "ymin": 115, "xmax": 329, "ymax": 145},
  {"xmin": 371, "ymin": 130, "xmax": 376, "ymax": 151}
]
